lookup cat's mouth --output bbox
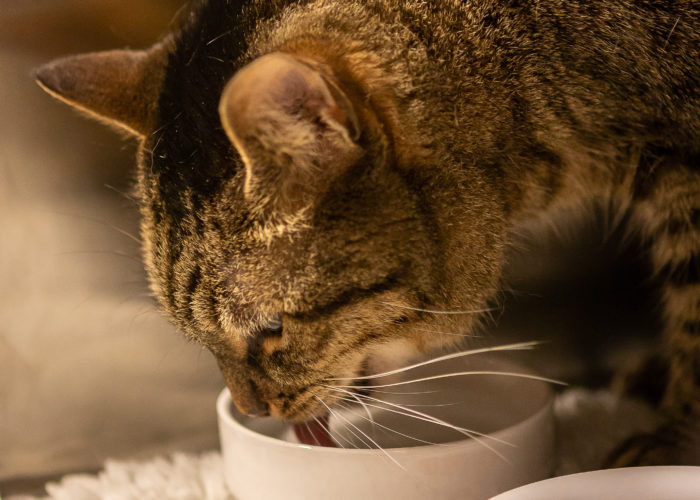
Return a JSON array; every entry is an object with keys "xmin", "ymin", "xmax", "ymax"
[
  {"xmin": 282, "ymin": 359, "xmax": 378, "ymax": 447},
  {"xmin": 291, "ymin": 376, "xmax": 373, "ymax": 447},
  {"xmin": 292, "ymin": 415, "xmax": 336, "ymax": 447}
]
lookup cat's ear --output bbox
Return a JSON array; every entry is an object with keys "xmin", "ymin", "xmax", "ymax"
[
  {"xmin": 35, "ymin": 42, "xmax": 169, "ymax": 137},
  {"xmin": 219, "ymin": 52, "xmax": 362, "ymax": 215}
]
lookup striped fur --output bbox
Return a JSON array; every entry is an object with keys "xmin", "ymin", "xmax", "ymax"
[
  {"xmin": 634, "ymin": 161, "xmax": 700, "ymax": 416},
  {"xmin": 37, "ymin": 0, "xmax": 699, "ymax": 463}
]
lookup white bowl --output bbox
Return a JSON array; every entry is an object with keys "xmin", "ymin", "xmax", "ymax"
[
  {"xmin": 217, "ymin": 354, "xmax": 555, "ymax": 500},
  {"xmin": 491, "ymin": 466, "xmax": 700, "ymax": 499}
]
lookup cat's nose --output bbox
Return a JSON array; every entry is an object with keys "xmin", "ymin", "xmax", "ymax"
[
  {"xmin": 230, "ymin": 380, "xmax": 270, "ymax": 417},
  {"xmin": 244, "ymin": 398, "xmax": 270, "ymax": 418}
]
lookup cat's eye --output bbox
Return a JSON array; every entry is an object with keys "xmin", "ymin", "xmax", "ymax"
[
  {"xmin": 247, "ymin": 315, "xmax": 283, "ymax": 354},
  {"xmin": 261, "ymin": 315, "xmax": 283, "ymax": 336}
]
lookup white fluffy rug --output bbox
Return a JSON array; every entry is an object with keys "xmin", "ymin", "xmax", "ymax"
[
  {"xmin": 8, "ymin": 453, "xmax": 233, "ymax": 500},
  {"xmin": 9, "ymin": 389, "xmax": 658, "ymax": 500}
]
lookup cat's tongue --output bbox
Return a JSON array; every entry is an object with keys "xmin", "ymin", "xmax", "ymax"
[{"xmin": 293, "ymin": 415, "xmax": 336, "ymax": 447}]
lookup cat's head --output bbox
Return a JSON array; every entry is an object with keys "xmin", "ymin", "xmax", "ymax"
[{"xmin": 35, "ymin": 7, "xmax": 502, "ymax": 422}]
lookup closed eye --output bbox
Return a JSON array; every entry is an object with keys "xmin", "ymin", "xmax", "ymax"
[{"xmin": 288, "ymin": 270, "xmax": 403, "ymax": 320}]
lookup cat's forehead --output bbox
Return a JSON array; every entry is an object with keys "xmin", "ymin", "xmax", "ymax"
[
  {"xmin": 138, "ymin": 1, "xmax": 257, "ymax": 194},
  {"xmin": 139, "ymin": 171, "xmax": 420, "ymax": 338},
  {"xmin": 131, "ymin": 0, "xmax": 440, "ymax": 339}
]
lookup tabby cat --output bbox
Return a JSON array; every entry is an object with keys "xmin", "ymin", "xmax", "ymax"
[{"xmin": 36, "ymin": 0, "xmax": 699, "ymax": 465}]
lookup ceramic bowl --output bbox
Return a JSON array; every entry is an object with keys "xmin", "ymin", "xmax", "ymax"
[
  {"xmin": 491, "ymin": 466, "xmax": 700, "ymax": 499},
  {"xmin": 217, "ymin": 354, "xmax": 556, "ymax": 500}
]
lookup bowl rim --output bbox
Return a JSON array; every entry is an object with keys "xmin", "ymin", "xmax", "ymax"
[
  {"xmin": 217, "ymin": 378, "xmax": 553, "ymax": 456},
  {"xmin": 490, "ymin": 466, "xmax": 700, "ymax": 499}
]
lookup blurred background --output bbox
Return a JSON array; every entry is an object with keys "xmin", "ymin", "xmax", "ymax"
[
  {"xmin": 0, "ymin": 0, "xmax": 224, "ymax": 493},
  {"xmin": 0, "ymin": 0, "xmax": 659, "ymax": 494}
]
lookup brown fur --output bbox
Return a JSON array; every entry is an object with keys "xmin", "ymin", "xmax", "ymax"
[
  {"xmin": 37, "ymin": 0, "xmax": 699, "ymax": 463},
  {"xmin": 35, "ymin": 43, "xmax": 170, "ymax": 136}
]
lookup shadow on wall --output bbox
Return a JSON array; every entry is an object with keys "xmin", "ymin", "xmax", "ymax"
[{"xmin": 496, "ymin": 203, "xmax": 659, "ymax": 387}]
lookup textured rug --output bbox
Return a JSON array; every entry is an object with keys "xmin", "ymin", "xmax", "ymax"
[
  {"xmin": 7, "ymin": 453, "xmax": 232, "ymax": 500},
  {"xmin": 8, "ymin": 389, "xmax": 658, "ymax": 500}
]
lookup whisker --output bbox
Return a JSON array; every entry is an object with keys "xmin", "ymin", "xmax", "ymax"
[
  {"xmin": 381, "ymin": 302, "xmax": 496, "ymax": 315},
  {"xmin": 206, "ymin": 30, "xmax": 232, "ymax": 45},
  {"xmin": 313, "ymin": 415, "xmax": 351, "ymax": 450},
  {"xmin": 316, "ymin": 395, "xmax": 405, "ymax": 470},
  {"xmin": 345, "ymin": 389, "xmax": 374, "ymax": 424},
  {"xmin": 146, "ymin": 136, "xmax": 163, "ymax": 172},
  {"xmin": 334, "ymin": 399, "xmax": 379, "ymax": 441},
  {"xmin": 393, "ymin": 402, "xmax": 458, "ymax": 408},
  {"xmin": 326, "ymin": 385, "xmax": 512, "ymax": 451},
  {"xmin": 315, "ymin": 396, "xmax": 373, "ymax": 449},
  {"xmin": 110, "ymin": 226, "xmax": 142, "ymax": 244},
  {"xmin": 48, "ymin": 210, "xmax": 141, "ymax": 244},
  {"xmin": 307, "ymin": 393, "xmax": 356, "ymax": 450},
  {"xmin": 338, "ymin": 393, "xmax": 457, "ymax": 409},
  {"xmin": 329, "ymin": 392, "xmax": 509, "ymax": 462},
  {"xmin": 334, "ymin": 400, "xmax": 446, "ymax": 447},
  {"xmin": 328, "ymin": 341, "xmax": 542, "ymax": 381},
  {"xmin": 54, "ymin": 250, "xmax": 142, "ymax": 263},
  {"xmin": 415, "ymin": 328, "xmax": 482, "ymax": 337},
  {"xmin": 304, "ymin": 421, "xmax": 321, "ymax": 447},
  {"xmin": 367, "ymin": 389, "xmax": 438, "ymax": 395},
  {"xmin": 332, "ymin": 370, "xmax": 566, "ymax": 389},
  {"xmin": 353, "ymin": 397, "xmax": 509, "ymax": 462},
  {"xmin": 104, "ymin": 183, "xmax": 138, "ymax": 205}
]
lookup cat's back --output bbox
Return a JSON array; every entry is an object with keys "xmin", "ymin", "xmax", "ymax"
[
  {"xmin": 162, "ymin": 0, "xmax": 699, "ymax": 162},
  {"xmin": 270, "ymin": 0, "xmax": 699, "ymax": 144},
  {"xmin": 516, "ymin": 0, "xmax": 700, "ymax": 148}
]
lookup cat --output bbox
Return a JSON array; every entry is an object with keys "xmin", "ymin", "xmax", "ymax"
[{"xmin": 36, "ymin": 0, "xmax": 699, "ymax": 466}]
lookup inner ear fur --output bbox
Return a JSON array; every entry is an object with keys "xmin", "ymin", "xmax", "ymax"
[
  {"xmin": 218, "ymin": 52, "xmax": 362, "ymax": 216},
  {"xmin": 35, "ymin": 41, "xmax": 170, "ymax": 137}
]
